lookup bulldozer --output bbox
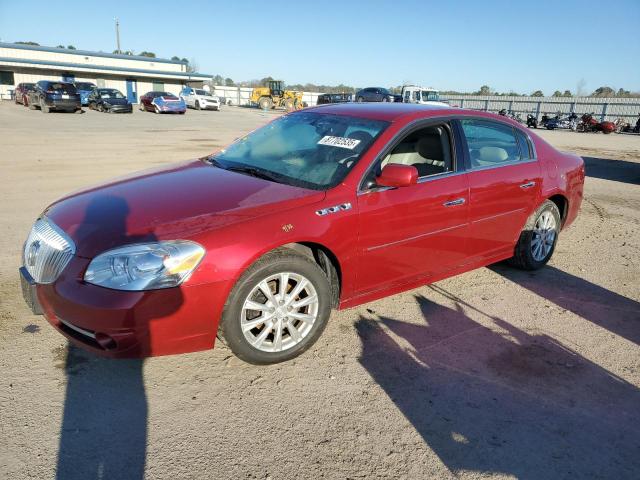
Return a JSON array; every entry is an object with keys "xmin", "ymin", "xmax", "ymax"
[{"xmin": 250, "ymin": 80, "xmax": 304, "ymax": 111}]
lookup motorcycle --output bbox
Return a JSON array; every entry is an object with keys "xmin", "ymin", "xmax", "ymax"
[
  {"xmin": 545, "ymin": 112, "xmax": 578, "ymax": 131},
  {"xmin": 577, "ymin": 113, "xmax": 616, "ymax": 134},
  {"xmin": 526, "ymin": 114, "xmax": 538, "ymax": 129}
]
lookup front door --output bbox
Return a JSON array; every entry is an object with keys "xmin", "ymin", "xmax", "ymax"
[
  {"xmin": 460, "ymin": 118, "xmax": 542, "ymax": 261},
  {"xmin": 356, "ymin": 122, "xmax": 470, "ymax": 295},
  {"xmin": 126, "ymin": 79, "xmax": 137, "ymax": 103}
]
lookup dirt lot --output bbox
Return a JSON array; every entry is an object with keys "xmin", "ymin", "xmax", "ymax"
[{"xmin": 1, "ymin": 102, "xmax": 639, "ymax": 480}]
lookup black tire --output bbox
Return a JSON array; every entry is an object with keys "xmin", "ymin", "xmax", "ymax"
[
  {"xmin": 382, "ymin": 96, "xmax": 389, "ymax": 102},
  {"xmin": 510, "ymin": 200, "xmax": 561, "ymax": 270},
  {"xmin": 154, "ymin": 105, "xmax": 160, "ymax": 114},
  {"xmin": 28, "ymin": 100, "xmax": 37, "ymax": 110},
  {"xmin": 219, "ymin": 248, "xmax": 332, "ymax": 364},
  {"xmin": 139, "ymin": 102, "xmax": 145, "ymax": 112},
  {"xmin": 357, "ymin": 96, "xmax": 364, "ymax": 102},
  {"xmin": 284, "ymin": 98, "xmax": 294, "ymax": 111},
  {"xmin": 196, "ymin": 101, "xmax": 201, "ymax": 110},
  {"xmin": 41, "ymin": 100, "xmax": 49, "ymax": 113}
]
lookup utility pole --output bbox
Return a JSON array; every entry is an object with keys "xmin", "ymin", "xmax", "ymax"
[{"xmin": 114, "ymin": 18, "xmax": 121, "ymax": 53}]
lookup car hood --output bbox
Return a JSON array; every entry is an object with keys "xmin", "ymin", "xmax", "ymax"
[{"xmin": 45, "ymin": 160, "xmax": 325, "ymax": 258}]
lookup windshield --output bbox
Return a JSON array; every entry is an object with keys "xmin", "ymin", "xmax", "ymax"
[
  {"xmin": 195, "ymin": 89, "xmax": 211, "ymax": 96},
  {"xmin": 421, "ymin": 90, "xmax": 440, "ymax": 101},
  {"xmin": 75, "ymin": 82, "xmax": 95, "ymax": 91},
  {"xmin": 99, "ymin": 89, "xmax": 125, "ymax": 99},
  {"xmin": 211, "ymin": 112, "xmax": 389, "ymax": 190}
]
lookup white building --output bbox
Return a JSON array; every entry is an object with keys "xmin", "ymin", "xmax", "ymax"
[{"xmin": 0, "ymin": 42, "xmax": 211, "ymax": 102}]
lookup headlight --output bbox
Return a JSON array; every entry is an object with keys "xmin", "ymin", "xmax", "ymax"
[{"xmin": 84, "ymin": 240, "xmax": 205, "ymax": 291}]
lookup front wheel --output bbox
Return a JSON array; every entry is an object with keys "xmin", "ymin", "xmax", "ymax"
[
  {"xmin": 356, "ymin": 96, "xmax": 364, "ymax": 102},
  {"xmin": 219, "ymin": 249, "xmax": 332, "ymax": 364},
  {"xmin": 510, "ymin": 200, "xmax": 561, "ymax": 270},
  {"xmin": 195, "ymin": 101, "xmax": 201, "ymax": 110}
]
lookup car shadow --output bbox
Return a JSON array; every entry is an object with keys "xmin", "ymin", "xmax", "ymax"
[
  {"xmin": 356, "ymin": 288, "xmax": 640, "ymax": 479},
  {"xmin": 56, "ymin": 195, "xmax": 183, "ymax": 480},
  {"xmin": 489, "ymin": 263, "xmax": 640, "ymax": 346},
  {"xmin": 583, "ymin": 156, "xmax": 640, "ymax": 185}
]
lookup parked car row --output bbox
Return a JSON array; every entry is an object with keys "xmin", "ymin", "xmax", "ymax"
[{"xmin": 14, "ymin": 80, "xmax": 225, "ymax": 115}]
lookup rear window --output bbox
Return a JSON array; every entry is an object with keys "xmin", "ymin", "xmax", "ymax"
[{"xmin": 47, "ymin": 83, "xmax": 77, "ymax": 94}]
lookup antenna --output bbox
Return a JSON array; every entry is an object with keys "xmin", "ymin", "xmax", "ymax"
[{"xmin": 114, "ymin": 18, "xmax": 121, "ymax": 53}]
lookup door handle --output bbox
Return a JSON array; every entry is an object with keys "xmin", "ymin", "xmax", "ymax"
[
  {"xmin": 443, "ymin": 198, "xmax": 466, "ymax": 207},
  {"xmin": 520, "ymin": 181, "xmax": 536, "ymax": 189}
]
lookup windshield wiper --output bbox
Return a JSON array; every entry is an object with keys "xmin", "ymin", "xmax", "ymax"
[
  {"xmin": 205, "ymin": 156, "xmax": 226, "ymax": 168},
  {"xmin": 224, "ymin": 165, "xmax": 281, "ymax": 182}
]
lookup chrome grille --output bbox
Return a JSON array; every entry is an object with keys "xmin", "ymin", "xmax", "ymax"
[{"xmin": 23, "ymin": 218, "xmax": 75, "ymax": 284}]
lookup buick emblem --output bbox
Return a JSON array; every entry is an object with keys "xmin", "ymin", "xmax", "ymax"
[{"xmin": 27, "ymin": 240, "xmax": 41, "ymax": 267}]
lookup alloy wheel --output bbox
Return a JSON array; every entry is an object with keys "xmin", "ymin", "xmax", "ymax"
[
  {"xmin": 531, "ymin": 211, "xmax": 557, "ymax": 261},
  {"xmin": 240, "ymin": 272, "xmax": 319, "ymax": 353}
]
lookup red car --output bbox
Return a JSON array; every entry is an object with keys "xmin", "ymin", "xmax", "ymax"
[
  {"xmin": 139, "ymin": 91, "xmax": 187, "ymax": 114},
  {"xmin": 14, "ymin": 82, "xmax": 36, "ymax": 106},
  {"xmin": 19, "ymin": 104, "xmax": 584, "ymax": 364}
]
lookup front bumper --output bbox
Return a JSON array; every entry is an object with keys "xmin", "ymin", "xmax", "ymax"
[
  {"xmin": 106, "ymin": 104, "xmax": 133, "ymax": 113},
  {"xmin": 21, "ymin": 257, "xmax": 231, "ymax": 358}
]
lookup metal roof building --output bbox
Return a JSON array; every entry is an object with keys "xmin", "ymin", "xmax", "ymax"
[{"xmin": 0, "ymin": 42, "xmax": 212, "ymax": 103}]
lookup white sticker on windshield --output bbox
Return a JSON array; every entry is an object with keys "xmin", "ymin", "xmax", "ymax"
[{"xmin": 318, "ymin": 136, "xmax": 361, "ymax": 150}]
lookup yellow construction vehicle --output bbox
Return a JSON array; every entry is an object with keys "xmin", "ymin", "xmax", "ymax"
[{"xmin": 250, "ymin": 80, "xmax": 304, "ymax": 111}]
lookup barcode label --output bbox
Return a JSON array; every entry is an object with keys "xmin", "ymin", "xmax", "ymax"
[{"xmin": 318, "ymin": 136, "xmax": 361, "ymax": 150}]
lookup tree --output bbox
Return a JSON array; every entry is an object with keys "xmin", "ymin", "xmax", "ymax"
[
  {"xmin": 260, "ymin": 76, "xmax": 275, "ymax": 86},
  {"xmin": 591, "ymin": 86, "xmax": 615, "ymax": 97},
  {"xmin": 56, "ymin": 45, "xmax": 65, "ymax": 49},
  {"xmin": 139, "ymin": 51, "xmax": 156, "ymax": 58},
  {"xmin": 186, "ymin": 58, "xmax": 199, "ymax": 73},
  {"xmin": 225, "ymin": 78, "xmax": 235, "ymax": 87},
  {"xmin": 616, "ymin": 88, "xmax": 631, "ymax": 97},
  {"xmin": 475, "ymin": 85, "xmax": 492, "ymax": 95},
  {"xmin": 15, "ymin": 41, "xmax": 40, "ymax": 45},
  {"xmin": 552, "ymin": 90, "xmax": 563, "ymax": 97},
  {"xmin": 67, "ymin": 45, "xmax": 76, "ymax": 50},
  {"xmin": 562, "ymin": 90, "xmax": 572, "ymax": 97},
  {"xmin": 531, "ymin": 90, "xmax": 544, "ymax": 97},
  {"xmin": 171, "ymin": 56, "xmax": 181, "ymax": 61}
]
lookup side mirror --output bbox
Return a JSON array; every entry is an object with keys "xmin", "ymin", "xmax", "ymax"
[{"xmin": 376, "ymin": 164, "xmax": 418, "ymax": 188}]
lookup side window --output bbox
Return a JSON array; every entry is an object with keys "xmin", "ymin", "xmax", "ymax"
[
  {"xmin": 381, "ymin": 124, "xmax": 454, "ymax": 178},
  {"xmin": 404, "ymin": 91, "xmax": 410, "ymax": 101},
  {"xmin": 514, "ymin": 129, "xmax": 533, "ymax": 160},
  {"xmin": 461, "ymin": 120, "xmax": 521, "ymax": 169}
]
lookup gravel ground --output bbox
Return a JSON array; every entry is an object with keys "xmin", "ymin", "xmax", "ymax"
[{"xmin": 1, "ymin": 103, "xmax": 639, "ymax": 480}]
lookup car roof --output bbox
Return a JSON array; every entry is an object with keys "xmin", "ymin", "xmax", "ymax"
[
  {"xmin": 304, "ymin": 102, "xmax": 459, "ymax": 122},
  {"xmin": 303, "ymin": 103, "xmax": 525, "ymax": 127}
]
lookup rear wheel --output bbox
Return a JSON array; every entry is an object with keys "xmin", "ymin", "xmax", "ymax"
[
  {"xmin": 357, "ymin": 96, "xmax": 364, "ymax": 102},
  {"xmin": 510, "ymin": 200, "xmax": 561, "ymax": 270},
  {"xmin": 258, "ymin": 96, "xmax": 273, "ymax": 110},
  {"xmin": 219, "ymin": 249, "xmax": 332, "ymax": 364},
  {"xmin": 195, "ymin": 101, "xmax": 201, "ymax": 110},
  {"xmin": 40, "ymin": 100, "xmax": 49, "ymax": 113},
  {"xmin": 139, "ymin": 102, "xmax": 145, "ymax": 112},
  {"xmin": 28, "ymin": 98, "xmax": 36, "ymax": 110}
]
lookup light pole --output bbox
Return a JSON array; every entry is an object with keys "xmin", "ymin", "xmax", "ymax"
[{"xmin": 114, "ymin": 18, "xmax": 121, "ymax": 53}]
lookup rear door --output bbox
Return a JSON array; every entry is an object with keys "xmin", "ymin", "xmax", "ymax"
[
  {"xmin": 460, "ymin": 118, "xmax": 542, "ymax": 262},
  {"xmin": 356, "ymin": 121, "xmax": 470, "ymax": 294}
]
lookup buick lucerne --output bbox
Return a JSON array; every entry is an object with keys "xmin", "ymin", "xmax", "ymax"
[{"xmin": 19, "ymin": 104, "xmax": 584, "ymax": 364}]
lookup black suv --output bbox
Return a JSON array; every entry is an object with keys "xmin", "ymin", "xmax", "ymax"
[
  {"xmin": 28, "ymin": 81, "xmax": 81, "ymax": 113},
  {"xmin": 316, "ymin": 93, "xmax": 353, "ymax": 105}
]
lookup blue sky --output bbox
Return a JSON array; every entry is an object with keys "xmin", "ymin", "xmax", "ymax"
[{"xmin": 1, "ymin": 0, "xmax": 638, "ymax": 94}]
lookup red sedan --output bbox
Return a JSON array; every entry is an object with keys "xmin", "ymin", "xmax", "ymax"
[
  {"xmin": 14, "ymin": 82, "xmax": 36, "ymax": 106},
  {"xmin": 19, "ymin": 104, "xmax": 584, "ymax": 364}
]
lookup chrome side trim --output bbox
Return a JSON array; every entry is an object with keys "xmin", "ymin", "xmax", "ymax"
[
  {"xmin": 366, "ymin": 223, "xmax": 467, "ymax": 252},
  {"xmin": 469, "ymin": 158, "xmax": 538, "ymax": 173},
  {"xmin": 471, "ymin": 208, "xmax": 525, "ymax": 224}
]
